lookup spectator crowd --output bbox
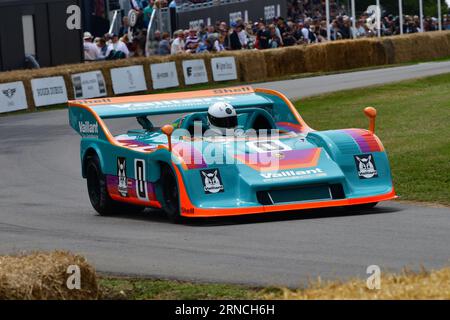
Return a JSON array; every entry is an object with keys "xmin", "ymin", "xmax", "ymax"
[{"xmin": 84, "ymin": 0, "xmax": 450, "ymax": 62}]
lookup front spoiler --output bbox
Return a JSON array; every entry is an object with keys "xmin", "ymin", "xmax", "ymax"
[{"xmin": 180, "ymin": 189, "xmax": 397, "ymax": 218}]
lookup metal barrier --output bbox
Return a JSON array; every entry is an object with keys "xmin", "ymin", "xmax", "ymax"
[{"xmin": 145, "ymin": 7, "xmax": 172, "ymax": 56}]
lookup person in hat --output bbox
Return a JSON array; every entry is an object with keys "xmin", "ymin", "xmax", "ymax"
[
  {"xmin": 185, "ymin": 28, "xmax": 200, "ymax": 53},
  {"xmin": 83, "ymin": 32, "xmax": 101, "ymax": 61}
]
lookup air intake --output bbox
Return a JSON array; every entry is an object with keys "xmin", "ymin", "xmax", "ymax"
[{"xmin": 257, "ymin": 184, "xmax": 348, "ymax": 205}]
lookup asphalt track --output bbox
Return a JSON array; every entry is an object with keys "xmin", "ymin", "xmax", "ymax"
[{"xmin": 1, "ymin": 61, "xmax": 449, "ymax": 287}]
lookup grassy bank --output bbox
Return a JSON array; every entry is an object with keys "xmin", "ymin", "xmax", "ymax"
[
  {"xmin": 2, "ymin": 251, "xmax": 448, "ymax": 299},
  {"xmin": 99, "ymin": 277, "xmax": 268, "ymax": 300},
  {"xmin": 295, "ymin": 72, "xmax": 450, "ymax": 205},
  {"xmin": 99, "ymin": 267, "xmax": 450, "ymax": 300}
]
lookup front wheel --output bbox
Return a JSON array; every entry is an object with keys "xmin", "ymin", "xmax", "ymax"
[
  {"xmin": 86, "ymin": 155, "xmax": 144, "ymax": 216},
  {"xmin": 160, "ymin": 164, "xmax": 182, "ymax": 223}
]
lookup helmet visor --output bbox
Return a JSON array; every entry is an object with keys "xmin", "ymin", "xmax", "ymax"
[{"xmin": 208, "ymin": 114, "xmax": 238, "ymax": 128}]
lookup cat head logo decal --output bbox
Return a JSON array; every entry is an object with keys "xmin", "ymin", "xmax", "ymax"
[
  {"xmin": 2, "ymin": 89, "xmax": 16, "ymax": 99},
  {"xmin": 354, "ymin": 154, "xmax": 378, "ymax": 179},
  {"xmin": 200, "ymin": 169, "xmax": 224, "ymax": 194}
]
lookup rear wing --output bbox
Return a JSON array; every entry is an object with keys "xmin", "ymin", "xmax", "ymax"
[
  {"xmin": 68, "ymin": 86, "xmax": 276, "ymax": 140},
  {"xmin": 68, "ymin": 86, "xmax": 274, "ymax": 119}
]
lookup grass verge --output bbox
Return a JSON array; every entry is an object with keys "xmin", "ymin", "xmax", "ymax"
[
  {"xmin": 99, "ymin": 277, "xmax": 270, "ymax": 300},
  {"xmin": 295, "ymin": 72, "xmax": 450, "ymax": 206},
  {"xmin": 2, "ymin": 251, "xmax": 448, "ymax": 299},
  {"xmin": 99, "ymin": 267, "xmax": 450, "ymax": 300}
]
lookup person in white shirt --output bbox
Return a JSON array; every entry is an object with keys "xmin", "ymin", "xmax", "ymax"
[
  {"xmin": 105, "ymin": 33, "xmax": 130, "ymax": 58},
  {"xmin": 83, "ymin": 32, "xmax": 101, "ymax": 61},
  {"xmin": 170, "ymin": 30, "xmax": 185, "ymax": 55},
  {"xmin": 301, "ymin": 22, "xmax": 311, "ymax": 44},
  {"xmin": 237, "ymin": 25, "xmax": 248, "ymax": 48}
]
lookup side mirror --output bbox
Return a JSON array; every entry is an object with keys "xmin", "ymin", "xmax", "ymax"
[
  {"xmin": 162, "ymin": 124, "xmax": 174, "ymax": 152},
  {"xmin": 364, "ymin": 107, "xmax": 377, "ymax": 134}
]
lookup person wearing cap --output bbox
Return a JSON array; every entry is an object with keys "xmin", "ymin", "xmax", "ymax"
[
  {"xmin": 83, "ymin": 32, "xmax": 101, "ymax": 61},
  {"xmin": 184, "ymin": 28, "xmax": 200, "ymax": 53}
]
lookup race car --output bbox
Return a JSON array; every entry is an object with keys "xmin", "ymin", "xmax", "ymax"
[{"xmin": 68, "ymin": 86, "xmax": 396, "ymax": 222}]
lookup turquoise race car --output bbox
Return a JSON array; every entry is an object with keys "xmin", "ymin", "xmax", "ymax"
[{"xmin": 68, "ymin": 86, "xmax": 396, "ymax": 222}]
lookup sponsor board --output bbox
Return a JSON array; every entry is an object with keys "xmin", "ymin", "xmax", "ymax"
[
  {"xmin": 110, "ymin": 65, "xmax": 147, "ymax": 95},
  {"xmin": 31, "ymin": 76, "xmax": 68, "ymax": 107},
  {"xmin": 200, "ymin": 169, "xmax": 224, "ymax": 194},
  {"xmin": 264, "ymin": 5, "xmax": 276, "ymax": 21},
  {"xmin": 0, "ymin": 81, "xmax": 28, "ymax": 113},
  {"xmin": 354, "ymin": 154, "xmax": 378, "ymax": 179},
  {"xmin": 182, "ymin": 59, "xmax": 208, "ymax": 85},
  {"xmin": 189, "ymin": 19, "xmax": 205, "ymax": 30},
  {"xmin": 150, "ymin": 62, "xmax": 179, "ymax": 89},
  {"xmin": 71, "ymin": 71, "xmax": 107, "ymax": 99},
  {"xmin": 229, "ymin": 11, "xmax": 242, "ymax": 24},
  {"xmin": 211, "ymin": 57, "xmax": 237, "ymax": 82}
]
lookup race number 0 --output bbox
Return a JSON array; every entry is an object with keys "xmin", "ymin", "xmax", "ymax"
[{"xmin": 135, "ymin": 159, "xmax": 148, "ymax": 200}]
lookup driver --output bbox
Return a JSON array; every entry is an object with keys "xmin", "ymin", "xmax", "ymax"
[{"xmin": 207, "ymin": 102, "xmax": 238, "ymax": 136}]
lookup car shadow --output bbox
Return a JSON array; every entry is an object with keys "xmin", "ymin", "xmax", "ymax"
[{"xmin": 111, "ymin": 203, "xmax": 403, "ymax": 227}]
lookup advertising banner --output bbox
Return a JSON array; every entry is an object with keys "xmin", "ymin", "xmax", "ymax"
[
  {"xmin": 182, "ymin": 59, "xmax": 208, "ymax": 85},
  {"xmin": 150, "ymin": 62, "xmax": 179, "ymax": 89},
  {"xmin": 31, "ymin": 76, "xmax": 68, "ymax": 107},
  {"xmin": 71, "ymin": 71, "xmax": 107, "ymax": 99},
  {"xmin": 110, "ymin": 65, "xmax": 147, "ymax": 95},
  {"xmin": 211, "ymin": 57, "xmax": 238, "ymax": 82},
  {"xmin": 0, "ymin": 81, "xmax": 28, "ymax": 113}
]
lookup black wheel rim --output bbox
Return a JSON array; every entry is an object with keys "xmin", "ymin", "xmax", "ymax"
[{"xmin": 87, "ymin": 164, "xmax": 101, "ymax": 206}]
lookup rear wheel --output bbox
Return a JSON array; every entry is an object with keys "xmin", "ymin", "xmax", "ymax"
[
  {"xmin": 86, "ymin": 154, "xmax": 144, "ymax": 216},
  {"xmin": 160, "ymin": 164, "xmax": 182, "ymax": 223}
]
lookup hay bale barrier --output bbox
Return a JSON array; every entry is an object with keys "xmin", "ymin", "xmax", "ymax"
[
  {"xmin": 0, "ymin": 251, "xmax": 99, "ymax": 300},
  {"xmin": 233, "ymin": 49, "xmax": 268, "ymax": 82},
  {"xmin": 0, "ymin": 31, "xmax": 449, "ymax": 113}
]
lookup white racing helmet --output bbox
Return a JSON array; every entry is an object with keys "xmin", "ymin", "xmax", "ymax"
[{"xmin": 207, "ymin": 102, "xmax": 237, "ymax": 134}]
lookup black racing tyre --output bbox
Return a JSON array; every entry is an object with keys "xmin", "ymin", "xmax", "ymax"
[
  {"xmin": 160, "ymin": 164, "xmax": 182, "ymax": 223},
  {"xmin": 348, "ymin": 202, "xmax": 378, "ymax": 211},
  {"xmin": 86, "ymin": 154, "xmax": 144, "ymax": 216}
]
